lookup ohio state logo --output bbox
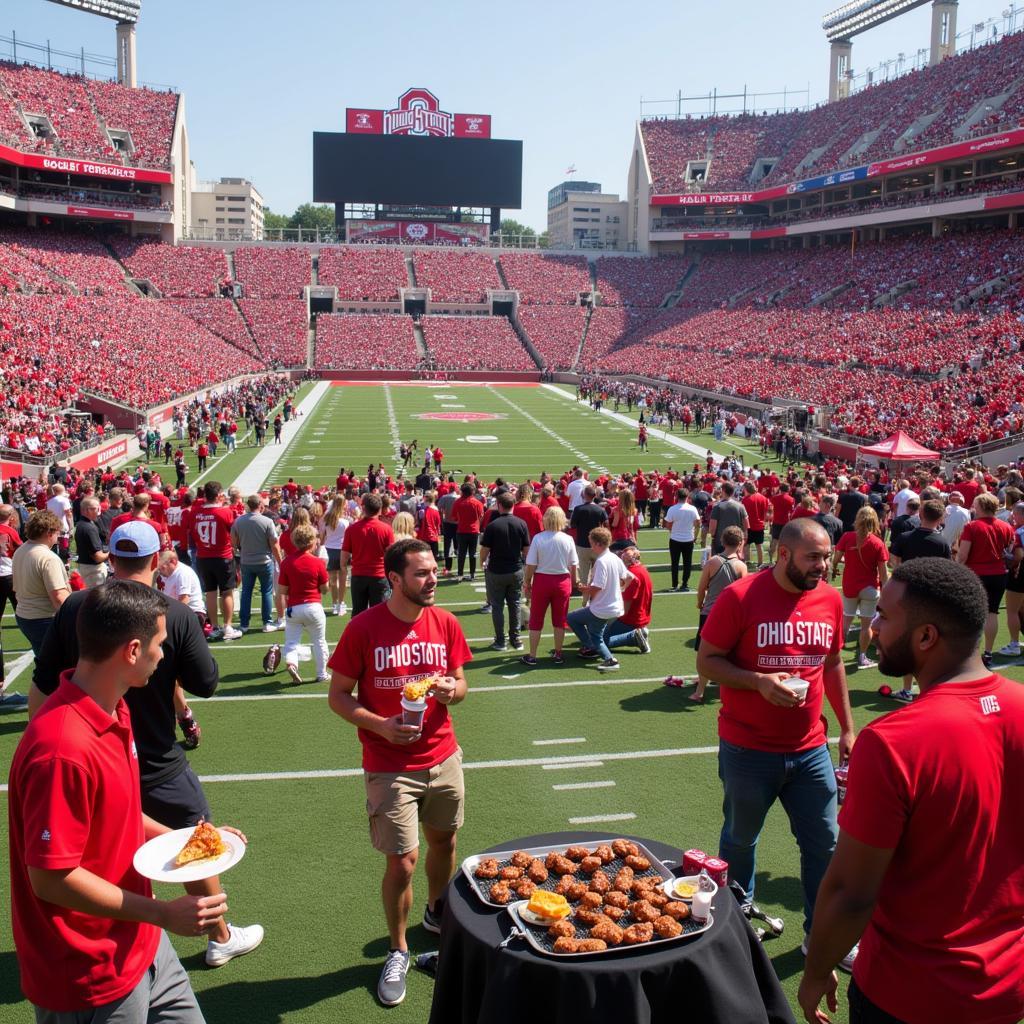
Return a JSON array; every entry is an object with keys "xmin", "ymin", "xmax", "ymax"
[
  {"xmin": 385, "ymin": 88, "xmax": 453, "ymax": 137},
  {"xmin": 355, "ymin": 112, "xmax": 372, "ymax": 128},
  {"xmin": 405, "ymin": 222, "xmax": 429, "ymax": 240},
  {"xmin": 464, "ymin": 116, "xmax": 484, "ymax": 133},
  {"xmin": 415, "ymin": 412, "xmax": 506, "ymax": 422}
]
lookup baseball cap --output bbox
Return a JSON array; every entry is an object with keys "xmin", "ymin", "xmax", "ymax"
[
  {"xmin": 609, "ymin": 538, "xmax": 638, "ymax": 553},
  {"xmin": 109, "ymin": 521, "xmax": 160, "ymax": 558}
]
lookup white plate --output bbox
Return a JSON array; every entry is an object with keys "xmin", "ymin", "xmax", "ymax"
[
  {"xmin": 662, "ymin": 874, "xmax": 718, "ymax": 902},
  {"xmin": 517, "ymin": 903, "xmax": 571, "ymax": 927},
  {"xmin": 133, "ymin": 827, "xmax": 245, "ymax": 883}
]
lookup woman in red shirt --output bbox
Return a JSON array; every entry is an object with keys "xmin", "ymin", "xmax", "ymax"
[
  {"xmin": 833, "ymin": 506, "xmax": 889, "ymax": 669},
  {"xmin": 277, "ymin": 523, "xmax": 329, "ymax": 685},
  {"xmin": 610, "ymin": 489, "xmax": 639, "ymax": 542},
  {"xmin": 416, "ymin": 490, "xmax": 442, "ymax": 561},
  {"xmin": 958, "ymin": 492, "xmax": 1016, "ymax": 664}
]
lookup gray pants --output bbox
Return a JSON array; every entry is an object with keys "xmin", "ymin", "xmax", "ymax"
[
  {"xmin": 485, "ymin": 568, "xmax": 523, "ymax": 643},
  {"xmin": 34, "ymin": 932, "xmax": 204, "ymax": 1024}
]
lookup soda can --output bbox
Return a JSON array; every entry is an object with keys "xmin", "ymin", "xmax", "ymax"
[
  {"xmin": 682, "ymin": 849, "xmax": 707, "ymax": 876},
  {"xmin": 703, "ymin": 857, "xmax": 729, "ymax": 887},
  {"xmin": 835, "ymin": 764, "xmax": 849, "ymax": 805}
]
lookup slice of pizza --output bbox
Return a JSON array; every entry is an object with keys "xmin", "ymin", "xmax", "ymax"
[{"xmin": 173, "ymin": 821, "xmax": 228, "ymax": 868}]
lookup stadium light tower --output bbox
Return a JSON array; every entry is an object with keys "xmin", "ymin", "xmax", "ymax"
[
  {"xmin": 43, "ymin": 0, "xmax": 141, "ymax": 87},
  {"xmin": 822, "ymin": 0, "xmax": 958, "ymax": 101}
]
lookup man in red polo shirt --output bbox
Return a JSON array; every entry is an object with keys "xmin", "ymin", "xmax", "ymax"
[
  {"xmin": 8, "ymin": 581, "xmax": 230, "ymax": 1020},
  {"xmin": 800, "ymin": 559, "xmax": 1024, "ymax": 1024},
  {"xmin": 604, "ymin": 538, "xmax": 654, "ymax": 654},
  {"xmin": 340, "ymin": 492, "xmax": 396, "ymax": 616},
  {"xmin": 189, "ymin": 481, "xmax": 241, "ymax": 640},
  {"xmin": 328, "ymin": 538, "xmax": 471, "ymax": 1007}
]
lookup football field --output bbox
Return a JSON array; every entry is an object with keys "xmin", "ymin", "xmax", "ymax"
[{"xmin": 3, "ymin": 382, "xmax": 1021, "ymax": 1024}]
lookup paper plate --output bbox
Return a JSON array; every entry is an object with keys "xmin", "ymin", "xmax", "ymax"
[{"xmin": 133, "ymin": 827, "xmax": 245, "ymax": 883}]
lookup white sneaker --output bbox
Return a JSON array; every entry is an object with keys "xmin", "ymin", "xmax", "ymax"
[
  {"xmin": 206, "ymin": 923, "xmax": 264, "ymax": 967},
  {"xmin": 801, "ymin": 939, "xmax": 858, "ymax": 974},
  {"xmin": 998, "ymin": 641, "xmax": 1021, "ymax": 656},
  {"xmin": 277, "ymin": 618, "xmax": 286, "ymax": 629},
  {"xmin": 223, "ymin": 626, "xmax": 244, "ymax": 641},
  {"xmin": 261, "ymin": 623, "xmax": 277, "ymax": 633},
  {"xmin": 337, "ymin": 601, "xmax": 347, "ymax": 616},
  {"xmin": 332, "ymin": 602, "xmax": 341, "ymax": 616}
]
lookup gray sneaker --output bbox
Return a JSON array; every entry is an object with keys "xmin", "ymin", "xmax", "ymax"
[
  {"xmin": 635, "ymin": 628, "xmax": 651, "ymax": 654},
  {"xmin": 378, "ymin": 949, "xmax": 411, "ymax": 1006},
  {"xmin": 0, "ymin": 691, "xmax": 29, "ymax": 708}
]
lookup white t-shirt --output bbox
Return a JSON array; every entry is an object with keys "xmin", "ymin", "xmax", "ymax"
[
  {"xmin": 162, "ymin": 562, "xmax": 205, "ymax": 614},
  {"xmin": 321, "ymin": 517, "xmax": 349, "ymax": 550},
  {"xmin": 663, "ymin": 502, "xmax": 701, "ymax": 542},
  {"xmin": 940, "ymin": 503, "xmax": 971, "ymax": 545},
  {"xmin": 526, "ymin": 530, "xmax": 579, "ymax": 575},
  {"xmin": 46, "ymin": 494, "xmax": 72, "ymax": 535},
  {"xmin": 893, "ymin": 487, "xmax": 918, "ymax": 517},
  {"xmin": 566, "ymin": 478, "xmax": 587, "ymax": 511},
  {"xmin": 587, "ymin": 550, "xmax": 631, "ymax": 619}
]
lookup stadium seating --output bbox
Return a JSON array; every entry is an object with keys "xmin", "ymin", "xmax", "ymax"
[
  {"xmin": 86, "ymin": 78, "xmax": 177, "ymax": 169},
  {"xmin": 594, "ymin": 256, "xmax": 690, "ymax": 307},
  {"xmin": 517, "ymin": 306, "xmax": 588, "ymax": 370},
  {"xmin": 315, "ymin": 313, "xmax": 420, "ymax": 370},
  {"xmin": 111, "ymin": 238, "xmax": 230, "ymax": 297},
  {"xmin": 0, "ymin": 241, "xmax": 70, "ymax": 294},
  {"xmin": 413, "ymin": 250, "xmax": 502, "ymax": 302},
  {"xmin": 498, "ymin": 252, "xmax": 591, "ymax": 304},
  {"xmin": 421, "ymin": 315, "xmax": 535, "ymax": 370},
  {"xmin": 318, "ymin": 246, "xmax": 408, "ymax": 301},
  {"xmin": 170, "ymin": 298, "xmax": 261, "ymax": 359},
  {"xmin": 234, "ymin": 246, "xmax": 311, "ymax": 298},
  {"xmin": 0, "ymin": 229, "xmax": 126, "ymax": 294},
  {"xmin": 239, "ymin": 299, "xmax": 309, "ymax": 366}
]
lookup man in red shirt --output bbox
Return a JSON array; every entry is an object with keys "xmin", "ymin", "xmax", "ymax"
[
  {"xmin": 341, "ymin": 493, "xmax": 396, "ymax": 616},
  {"xmin": 512, "ymin": 484, "xmax": 544, "ymax": 539},
  {"xmin": 328, "ymin": 538, "xmax": 471, "ymax": 1007},
  {"xmin": 741, "ymin": 480, "xmax": 771, "ymax": 568},
  {"xmin": 451, "ymin": 481, "xmax": 484, "ymax": 581},
  {"xmin": 8, "ymin": 581, "xmax": 228, "ymax": 1019},
  {"xmin": 800, "ymin": 559, "xmax": 1024, "ymax": 1024},
  {"xmin": 108, "ymin": 493, "xmax": 165, "ymax": 549},
  {"xmin": 697, "ymin": 518, "xmax": 858, "ymax": 969},
  {"xmin": 768, "ymin": 482, "xmax": 796, "ymax": 563},
  {"xmin": 189, "ymin": 481, "xmax": 242, "ymax": 640},
  {"xmin": 604, "ymin": 539, "xmax": 654, "ymax": 654}
]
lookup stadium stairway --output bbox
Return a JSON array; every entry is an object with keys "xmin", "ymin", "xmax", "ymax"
[
  {"xmin": 102, "ymin": 240, "xmax": 155, "ymax": 297},
  {"xmin": 405, "ymin": 255, "xmax": 417, "ymax": 288},
  {"xmin": 413, "ymin": 318, "xmax": 428, "ymax": 361},
  {"xmin": 224, "ymin": 250, "xmax": 238, "ymax": 285},
  {"xmin": 494, "ymin": 256, "xmax": 511, "ymax": 290},
  {"xmin": 231, "ymin": 295, "xmax": 266, "ymax": 360},
  {"xmin": 506, "ymin": 310, "xmax": 545, "ymax": 368},
  {"xmin": 663, "ymin": 262, "xmax": 700, "ymax": 309},
  {"xmin": 572, "ymin": 306, "xmax": 595, "ymax": 370}
]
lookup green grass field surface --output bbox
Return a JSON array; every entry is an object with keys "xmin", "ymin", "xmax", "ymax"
[{"xmin": 3, "ymin": 383, "xmax": 1021, "ymax": 1023}]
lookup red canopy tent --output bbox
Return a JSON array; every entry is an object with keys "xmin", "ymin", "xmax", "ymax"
[{"xmin": 857, "ymin": 431, "xmax": 939, "ymax": 463}]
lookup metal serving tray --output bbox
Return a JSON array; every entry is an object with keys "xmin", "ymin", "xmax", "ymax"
[
  {"xmin": 506, "ymin": 899, "xmax": 714, "ymax": 958},
  {"xmin": 461, "ymin": 838, "xmax": 674, "ymax": 909}
]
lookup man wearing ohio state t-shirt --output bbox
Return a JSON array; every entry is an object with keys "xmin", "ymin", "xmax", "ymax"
[
  {"xmin": 189, "ymin": 481, "xmax": 241, "ymax": 640},
  {"xmin": 327, "ymin": 538, "xmax": 471, "ymax": 1007},
  {"xmin": 800, "ymin": 559, "xmax": 1024, "ymax": 1024},
  {"xmin": 697, "ymin": 518, "xmax": 858, "ymax": 967}
]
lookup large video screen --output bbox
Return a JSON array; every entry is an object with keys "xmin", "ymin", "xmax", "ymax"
[{"xmin": 313, "ymin": 133, "xmax": 522, "ymax": 208}]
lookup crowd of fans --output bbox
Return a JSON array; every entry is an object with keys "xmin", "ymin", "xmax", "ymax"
[
  {"xmin": 413, "ymin": 249, "xmax": 502, "ymax": 303},
  {"xmin": 234, "ymin": 247, "xmax": 311, "ymax": 298},
  {"xmin": 0, "ymin": 61, "xmax": 177, "ymax": 169},
  {"xmin": 0, "ymin": 229, "xmax": 126, "ymax": 294},
  {"xmin": 420, "ymin": 315, "xmax": 535, "ymax": 370},
  {"xmin": 111, "ymin": 238, "xmax": 230, "ymax": 297},
  {"xmin": 318, "ymin": 246, "xmax": 408, "ymax": 302},
  {"xmin": 170, "ymin": 298, "xmax": 262, "ymax": 359},
  {"xmin": 517, "ymin": 306, "xmax": 588, "ymax": 369},
  {"xmin": 314, "ymin": 314, "xmax": 420, "ymax": 370},
  {"xmin": 595, "ymin": 255, "xmax": 691, "ymax": 307},
  {"xmin": 497, "ymin": 252, "xmax": 591, "ymax": 304},
  {"xmin": 641, "ymin": 29, "xmax": 1024, "ymax": 193},
  {"xmin": 239, "ymin": 299, "xmax": 309, "ymax": 367}
]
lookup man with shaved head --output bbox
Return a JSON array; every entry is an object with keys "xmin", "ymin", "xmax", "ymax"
[{"xmin": 697, "ymin": 517, "xmax": 859, "ymax": 971}]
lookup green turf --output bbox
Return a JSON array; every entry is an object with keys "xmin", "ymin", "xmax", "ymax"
[{"xmin": 2, "ymin": 382, "xmax": 1022, "ymax": 1023}]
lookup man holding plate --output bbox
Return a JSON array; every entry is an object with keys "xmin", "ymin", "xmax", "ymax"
[{"xmin": 328, "ymin": 537, "xmax": 472, "ymax": 1008}]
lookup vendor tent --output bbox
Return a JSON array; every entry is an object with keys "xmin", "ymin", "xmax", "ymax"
[{"xmin": 857, "ymin": 431, "xmax": 939, "ymax": 462}]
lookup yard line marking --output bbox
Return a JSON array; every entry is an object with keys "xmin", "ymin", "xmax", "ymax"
[
  {"xmin": 382, "ymin": 385, "xmax": 403, "ymax": 470},
  {"xmin": 569, "ymin": 813, "xmax": 636, "ymax": 825},
  {"xmin": 1, "ymin": 651, "xmax": 34, "ymax": 689},
  {"xmin": 552, "ymin": 780, "xmax": 616, "ymax": 791},
  {"xmin": 532, "ymin": 737, "xmax": 586, "ymax": 746},
  {"xmin": 543, "ymin": 761, "xmax": 604, "ymax": 770}
]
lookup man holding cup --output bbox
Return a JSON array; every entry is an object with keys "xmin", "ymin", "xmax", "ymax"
[
  {"xmin": 696, "ymin": 518, "xmax": 858, "ymax": 969},
  {"xmin": 327, "ymin": 538, "xmax": 471, "ymax": 1008}
]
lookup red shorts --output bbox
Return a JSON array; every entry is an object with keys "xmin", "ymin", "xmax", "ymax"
[{"xmin": 529, "ymin": 573, "xmax": 572, "ymax": 631}]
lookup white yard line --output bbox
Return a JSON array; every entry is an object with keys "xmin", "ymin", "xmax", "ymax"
[
  {"xmin": 569, "ymin": 813, "xmax": 637, "ymax": 825},
  {"xmin": 231, "ymin": 381, "xmax": 331, "ymax": 494},
  {"xmin": 532, "ymin": 737, "xmax": 586, "ymax": 746},
  {"xmin": 382, "ymin": 384, "xmax": 403, "ymax": 472},
  {"xmin": 0, "ymin": 651, "xmax": 33, "ymax": 691},
  {"xmin": 543, "ymin": 761, "xmax": 604, "ymax": 770},
  {"xmin": 552, "ymin": 780, "xmax": 616, "ymax": 791}
]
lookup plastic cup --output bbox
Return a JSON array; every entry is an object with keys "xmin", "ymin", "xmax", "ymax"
[
  {"xmin": 786, "ymin": 677, "xmax": 810, "ymax": 702},
  {"xmin": 692, "ymin": 889, "xmax": 714, "ymax": 924},
  {"xmin": 401, "ymin": 697, "xmax": 427, "ymax": 729}
]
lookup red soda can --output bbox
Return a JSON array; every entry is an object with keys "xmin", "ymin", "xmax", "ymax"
[
  {"xmin": 682, "ymin": 849, "xmax": 707, "ymax": 876},
  {"xmin": 835, "ymin": 764, "xmax": 849, "ymax": 805},
  {"xmin": 703, "ymin": 857, "xmax": 729, "ymax": 887}
]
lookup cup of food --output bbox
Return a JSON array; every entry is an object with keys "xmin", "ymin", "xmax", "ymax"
[
  {"xmin": 786, "ymin": 677, "xmax": 810, "ymax": 702},
  {"xmin": 401, "ymin": 678, "xmax": 436, "ymax": 730}
]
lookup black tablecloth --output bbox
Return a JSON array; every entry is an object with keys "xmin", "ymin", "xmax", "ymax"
[{"xmin": 429, "ymin": 831, "xmax": 796, "ymax": 1024}]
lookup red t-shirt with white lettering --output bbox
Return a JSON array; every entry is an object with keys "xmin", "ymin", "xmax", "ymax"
[
  {"xmin": 328, "ymin": 603, "xmax": 472, "ymax": 771},
  {"xmin": 700, "ymin": 569, "xmax": 843, "ymax": 752},
  {"xmin": 277, "ymin": 551, "xmax": 328, "ymax": 607},
  {"xmin": 840, "ymin": 674, "xmax": 1024, "ymax": 1024},
  {"xmin": 189, "ymin": 504, "xmax": 235, "ymax": 559},
  {"xmin": 341, "ymin": 516, "xmax": 394, "ymax": 577}
]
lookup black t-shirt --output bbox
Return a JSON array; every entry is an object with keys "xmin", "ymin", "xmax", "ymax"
[
  {"xmin": 891, "ymin": 527, "xmax": 952, "ymax": 563},
  {"xmin": 812, "ymin": 512, "xmax": 844, "ymax": 546},
  {"xmin": 74, "ymin": 519, "xmax": 104, "ymax": 565},
  {"xmin": 416, "ymin": 472, "xmax": 433, "ymax": 491},
  {"xmin": 837, "ymin": 491, "xmax": 867, "ymax": 533},
  {"xmin": 690, "ymin": 491, "xmax": 711, "ymax": 513},
  {"xmin": 33, "ymin": 584, "xmax": 219, "ymax": 788},
  {"xmin": 481, "ymin": 513, "xmax": 530, "ymax": 574},
  {"xmin": 569, "ymin": 502, "xmax": 608, "ymax": 548},
  {"xmin": 888, "ymin": 513, "xmax": 917, "ymax": 548}
]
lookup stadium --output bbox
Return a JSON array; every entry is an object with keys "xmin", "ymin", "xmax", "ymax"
[{"xmin": 1, "ymin": 1, "xmax": 1023, "ymax": 1023}]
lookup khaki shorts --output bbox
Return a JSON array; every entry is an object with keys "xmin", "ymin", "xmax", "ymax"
[
  {"xmin": 843, "ymin": 587, "xmax": 879, "ymax": 619},
  {"xmin": 365, "ymin": 748, "xmax": 465, "ymax": 855},
  {"xmin": 576, "ymin": 546, "xmax": 597, "ymax": 587}
]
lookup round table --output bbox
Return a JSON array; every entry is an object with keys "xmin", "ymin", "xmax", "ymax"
[{"xmin": 429, "ymin": 831, "xmax": 796, "ymax": 1024}]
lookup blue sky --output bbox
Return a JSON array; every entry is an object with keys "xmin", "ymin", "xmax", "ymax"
[{"xmin": 5, "ymin": 0, "xmax": 1016, "ymax": 229}]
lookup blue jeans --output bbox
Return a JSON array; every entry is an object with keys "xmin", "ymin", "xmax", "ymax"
[
  {"xmin": 239, "ymin": 562, "xmax": 274, "ymax": 628},
  {"xmin": 718, "ymin": 739, "xmax": 838, "ymax": 935},
  {"xmin": 566, "ymin": 606, "xmax": 614, "ymax": 661},
  {"xmin": 16, "ymin": 615, "xmax": 53, "ymax": 657},
  {"xmin": 605, "ymin": 618, "xmax": 642, "ymax": 650}
]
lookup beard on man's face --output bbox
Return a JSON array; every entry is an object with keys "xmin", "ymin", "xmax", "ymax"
[
  {"xmin": 877, "ymin": 631, "xmax": 916, "ymax": 678},
  {"xmin": 784, "ymin": 557, "xmax": 822, "ymax": 591}
]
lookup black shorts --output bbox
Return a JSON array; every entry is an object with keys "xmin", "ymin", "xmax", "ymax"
[
  {"xmin": 196, "ymin": 556, "xmax": 235, "ymax": 595},
  {"xmin": 979, "ymin": 572, "xmax": 1008, "ymax": 613},
  {"xmin": 770, "ymin": 523, "xmax": 784, "ymax": 541},
  {"xmin": 1006, "ymin": 567, "xmax": 1024, "ymax": 594},
  {"xmin": 327, "ymin": 548, "xmax": 343, "ymax": 572},
  {"xmin": 693, "ymin": 612, "xmax": 710, "ymax": 651},
  {"xmin": 747, "ymin": 529, "xmax": 765, "ymax": 545},
  {"xmin": 142, "ymin": 765, "xmax": 212, "ymax": 830}
]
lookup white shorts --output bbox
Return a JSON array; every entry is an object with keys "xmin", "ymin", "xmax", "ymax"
[{"xmin": 843, "ymin": 587, "xmax": 879, "ymax": 619}]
